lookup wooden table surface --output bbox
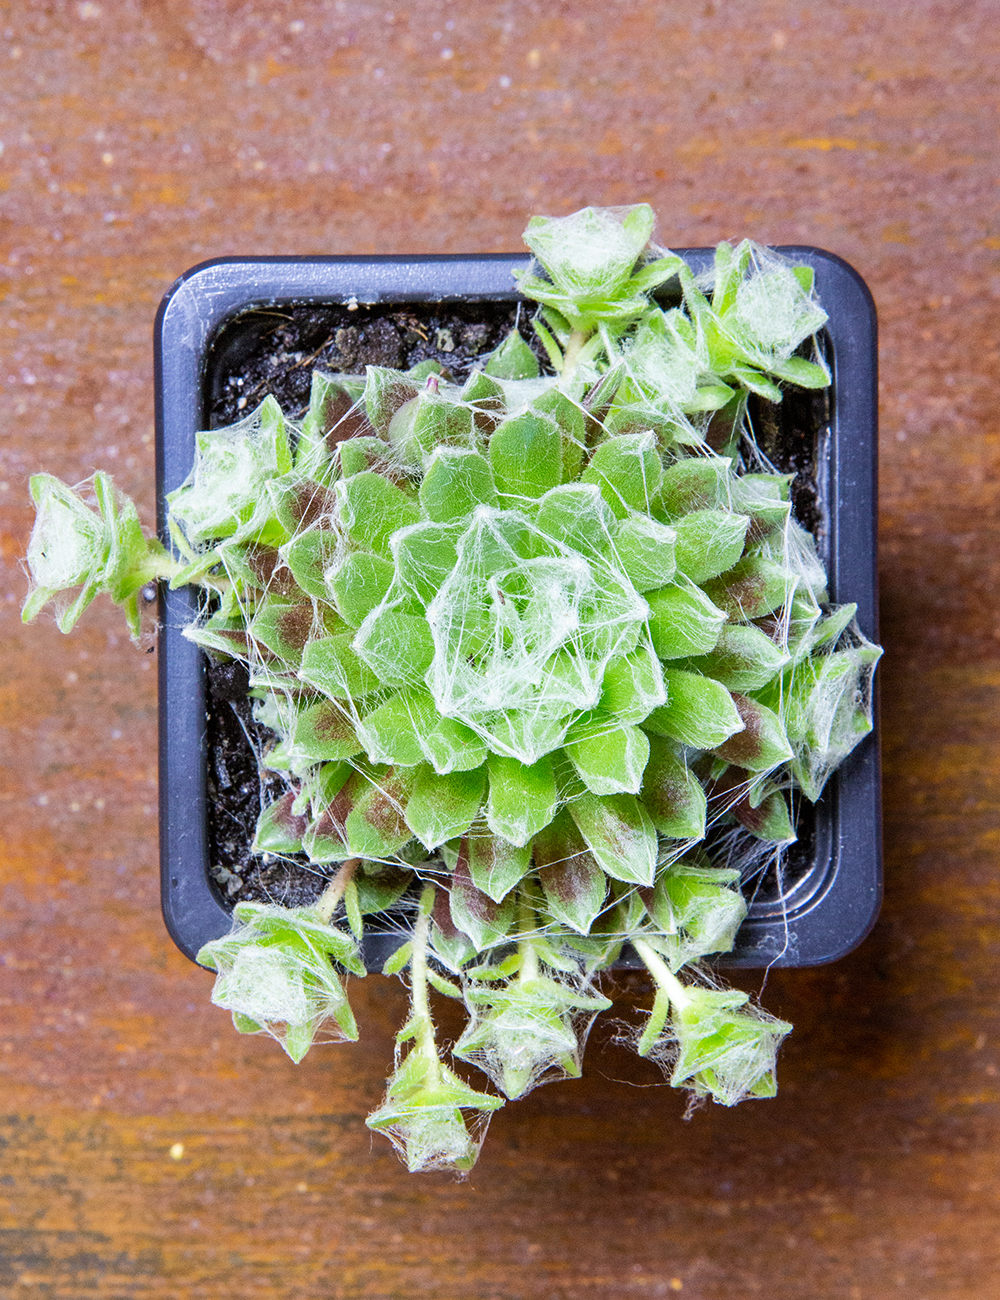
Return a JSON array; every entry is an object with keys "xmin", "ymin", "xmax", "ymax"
[{"xmin": 2, "ymin": 3, "xmax": 999, "ymax": 1296}]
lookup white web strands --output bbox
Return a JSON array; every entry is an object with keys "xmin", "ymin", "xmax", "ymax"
[
  {"xmin": 200, "ymin": 904, "xmax": 359, "ymax": 1062},
  {"xmin": 721, "ymin": 244, "xmax": 828, "ymax": 369},
  {"xmin": 691, "ymin": 238, "xmax": 830, "ymax": 372},
  {"xmin": 421, "ymin": 505, "xmax": 649, "ymax": 763},
  {"xmin": 632, "ymin": 974, "xmax": 792, "ymax": 1112},
  {"xmin": 369, "ymin": 1084, "xmax": 496, "ymax": 1175},
  {"xmin": 25, "ymin": 474, "xmax": 108, "ymax": 601}
]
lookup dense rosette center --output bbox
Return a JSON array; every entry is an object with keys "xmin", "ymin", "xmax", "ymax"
[{"xmin": 423, "ymin": 504, "xmax": 648, "ymax": 762}]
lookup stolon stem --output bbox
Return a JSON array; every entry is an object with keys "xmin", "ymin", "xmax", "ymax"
[{"xmin": 315, "ymin": 858, "xmax": 361, "ymax": 924}]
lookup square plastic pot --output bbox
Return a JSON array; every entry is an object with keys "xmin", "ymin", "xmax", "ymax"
[{"xmin": 154, "ymin": 249, "xmax": 880, "ymax": 971}]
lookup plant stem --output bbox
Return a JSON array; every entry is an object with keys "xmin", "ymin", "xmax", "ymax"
[
  {"xmin": 560, "ymin": 328, "xmax": 592, "ymax": 383},
  {"xmin": 315, "ymin": 857, "xmax": 360, "ymax": 924},
  {"xmin": 166, "ymin": 517, "xmax": 201, "ymax": 565},
  {"xmin": 633, "ymin": 937, "xmax": 693, "ymax": 1057},
  {"xmin": 410, "ymin": 887, "xmax": 441, "ymax": 1070},
  {"xmin": 517, "ymin": 888, "xmax": 539, "ymax": 984},
  {"xmin": 141, "ymin": 554, "xmax": 185, "ymax": 586},
  {"xmin": 632, "ymin": 937, "xmax": 692, "ymax": 1011}
]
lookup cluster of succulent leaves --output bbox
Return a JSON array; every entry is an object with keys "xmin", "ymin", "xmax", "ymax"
[{"xmin": 24, "ymin": 204, "xmax": 881, "ymax": 1174}]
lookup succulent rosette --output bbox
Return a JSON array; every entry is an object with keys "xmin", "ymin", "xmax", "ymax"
[{"xmin": 24, "ymin": 204, "xmax": 881, "ymax": 1173}]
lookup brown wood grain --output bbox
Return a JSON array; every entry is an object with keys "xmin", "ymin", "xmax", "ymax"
[{"xmin": 2, "ymin": 2, "xmax": 1000, "ymax": 1295}]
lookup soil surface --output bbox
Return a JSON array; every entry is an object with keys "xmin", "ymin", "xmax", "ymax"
[
  {"xmin": 206, "ymin": 301, "xmax": 534, "ymax": 428},
  {"xmin": 199, "ymin": 299, "xmax": 828, "ymax": 918},
  {"xmin": 748, "ymin": 376, "xmax": 829, "ymax": 541},
  {"xmin": 203, "ymin": 656, "xmax": 325, "ymax": 907}
]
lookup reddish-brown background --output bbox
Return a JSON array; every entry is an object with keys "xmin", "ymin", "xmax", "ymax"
[{"xmin": 2, "ymin": 2, "xmax": 999, "ymax": 1296}]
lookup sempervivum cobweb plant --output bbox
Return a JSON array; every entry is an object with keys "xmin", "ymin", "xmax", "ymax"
[{"xmin": 23, "ymin": 203, "xmax": 881, "ymax": 1174}]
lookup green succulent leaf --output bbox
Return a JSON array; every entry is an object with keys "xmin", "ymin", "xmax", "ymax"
[
  {"xmin": 607, "ymin": 513, "xmax": 678, "ymax": 591},
  {"xmin": 336, "ymin": 435, "xmax": 399, "ymax": 480},
  {"xmin": 252, "ymin": 791, "xmax": 308, "ymax": 855},
  {"xmin": 531, "ymin": 386, "xmax": 586, "ymax": 479},
  {"xmin": 702, "ymin": 555, "xmax": 792, "ymax": 622},
  {"xmin": 640, "ymin": 735, "xmax": 707, "ymax": 839},
  {"xmin": 563, "ymin": 711, "xmax": 651, "ymax": 796},
  {"xmin": 489, "ymin": 411, "xmax": 563, "ymax": 502},
  {"xmin": 330, "ymin": 550, "xmax": 395, "ymax": 627},
  {"xmin": 353, "ymin": 605, "xmax": 435, "ymax": 687},
  {"xmin": 388, "ymin": 389, "xmax": 476, "ymax": 471},
  {"xmin": 461, "ymin": 368, "xmax": 507, "ymax": 426},
  {"xmin": 642, "ymin": 861, "xmax": 747, "ymax": 969},
  {"xmin": 296, "ymin": 371, "xmax": 366, "ymax": 478},
  {"xmin": 290, "ymin": 700, "xmax": 363, "ymax": 763},
  {"xmin": 659, "ymin": 455, "xmax": 733, "ymax": 519},
  {"xmin": 404, "ymin": 764, "xmax": 486, "ymax": 850},
  {"xmin": 568, "ymin": 791, "xmax": 658, "ymax": 886},
  {"xmin": 449, "ymin": 843, "xmax": 518, "ymax": 949},
  {"xmin": 581, "ymin": 431, "xmax": 664, "ymax": 518},
  {"xmin": 354, "ymin": 861, "xmax": 414, "ymax": 913},
  {"xmin": 335, "ymin": 471, "xmax": 421, "ymax": 556},
  {"xmin": 757, "ymin": 631, "xmax": 882, "ymax": 800},
  {"xmin": 684, "ymin": 623, "xmax": 789, "ymax": 691},
  {"xmin": 598, "ymin": 643, "xmax": 668, "ymax": 725},
  {"xmin": 712, "ymin": 693, "xmax": 794, "ymax": 773},
  {"xmin": 533, "ymin": 809, "xmax": 608, "ymax": 933},
  {"xmin": 466, "ymin": 832, "xmax": 533, "ymax": 903},
  {"xmin": 391, "ymin": 519, "xmax": 461, "ymax": 603},
  {"xmin": 419, "ymin": 448, "xmax": 498, "ymax": 522},
  {"xmin": 250, "ymin": 598, "xmax": 319, "ymax": 668},
  {"xmin": 357, "ymin": 686, "xmax": 486, "ymax": 773},
  {"xmin": 672, "ymin": 509, "xmax": 749, "ymax": 584},
  {"xmin": 516, "ymin": 204, "xmax": 666, "ymax": 332},
  {"xmin": 485, "ymin": 752, "xmax": 558, "ymax": 846},
  {"xmin": 280, "ymin": 527, "xmax": 339, "ymax": 600},
  {"xmin": 709, "ymin": 767, "xmax": 797, "ymax": 844},
  {"xmin": 484, "ymin": 327, "xmax": 540, "ymax": 380},
  {"xmin": 355, "ymin": 691, "xmax": 424, "ymax": 767},
  {"xmin": 535, "ymin": 483, "xmax": 616, "ymax": 555},
  {"xmin": 298, "ymin": 633, "xmax": 382, "ymax": 701},
  {"xmin": 362, "ymin": 367, "xmax": 421, "ymax": 437},
  {"xmin": 303, "ymin": 766, "xmax": 415, "ymax": 862},
  {"xmin": 645, "ymin": 669, "xmax": 745, "ymax": 750},
  {"xmin": 455, "ymin": 962, "xmax": 610, "ymax": 1099},
  {"xmin": 646, "ymin": 579, "xmax": 729, "ymax": 660}
]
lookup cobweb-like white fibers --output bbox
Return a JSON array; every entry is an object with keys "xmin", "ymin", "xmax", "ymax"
[
  {"xmin": 421, "ymin": 506, "xmax": 648, "ymax": 763},
  {"xmin": 633, "ymin": 970, "xmax": 792, "ymax": 1110},
  {"xmin": 25, "ymin": 475, "xmax": 108, "ymax": 603},
  {"xmin": 728, "ymin": 244, "xmax": 829, "ymax": 369},
  {"xmin": 455, "ymin": 952, "xmax": 611, "ymax": 1099},
  {"xmin": 202, "ymin": 904, "xmax": 358, "ymax": 1061}
]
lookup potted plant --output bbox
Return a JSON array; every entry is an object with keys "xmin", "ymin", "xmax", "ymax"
[{"xmin": 23, "ymin": 204, "xmax": 881, "ymax": 1173}]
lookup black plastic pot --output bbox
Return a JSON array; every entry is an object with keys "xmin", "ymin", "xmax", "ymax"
[{"xmin": 154, "ymin": 250, "xmax": 880, "ymax": 971}]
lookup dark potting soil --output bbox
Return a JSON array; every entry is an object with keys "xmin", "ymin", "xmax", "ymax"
[
  {"xmin": 199, "ymin": 299, "xmax": 829, "ymax": 916},
  {"xmin": 748, "ymin": 378, "xmax": 830, "ymax": 542},
  {"xmin": 206, "ymin": 302, "xmax": 533, "ymax": 428}
]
